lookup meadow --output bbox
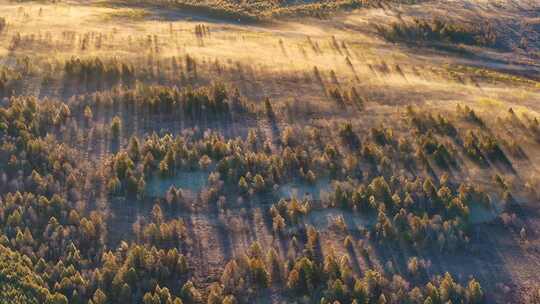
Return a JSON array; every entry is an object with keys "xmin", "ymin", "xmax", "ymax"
[{"xmin": 0, "ymin": 0, "xmax": 539, "ymax": 303}]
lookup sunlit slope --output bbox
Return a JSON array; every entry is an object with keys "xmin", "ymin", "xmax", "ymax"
[{"xmin": 0, "ymin": 0, "xmax": 539, "ymax": 303}]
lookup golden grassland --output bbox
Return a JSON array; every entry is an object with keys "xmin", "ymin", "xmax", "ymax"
[
  {"xmin": 1, "ymin": 0, "xmax": 540, "ymax": 302},
  {"xmin": 0, "ymin": 0, "xmax": 537, "ymax": 107}
]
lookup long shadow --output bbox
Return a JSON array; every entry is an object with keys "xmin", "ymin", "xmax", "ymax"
[
  {"xmin": 370, "ymin": 220, "xmax": 524, "ymax": 303},
  {"xmin": 207, "ymin": 213, "xmax": 233, "ymax": 263},
  {"xmin": 424, "ymin": 159, "xmax": 440, "ymax": 183},
  {"xmin": 387, "ymin": 36, "xmax": 540, "ymax": 81},
  {"xmin": 346, "ymin": 245, "xmax": 363, "ymax": 275},
  {"xmin": 341, "ymin": 211, "xmax": 367, "ymax": 274},
  {"xmin": 207, "ymin": 195, "xmax": 235, "ymax": 262},
  {"xmin": 182, "ymin": 212, "xmax": 209, "ymax": 277},
  {"xmin": 265, "ymin": 100, "xmax": 281, "ymax": 146}
]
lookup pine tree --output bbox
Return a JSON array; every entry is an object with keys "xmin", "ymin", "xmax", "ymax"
[
  {"xmin": 92, "ymin": 289, "xmax": 107, "ymax": 304},
  {"xmin": 111, "ymin": 116, "xmax": 122, "ymax": 138}
]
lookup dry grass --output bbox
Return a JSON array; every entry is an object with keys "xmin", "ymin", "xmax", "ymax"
[{"xmin": 1, "ymin": 0, "xmax": 540, "ymax": 302}]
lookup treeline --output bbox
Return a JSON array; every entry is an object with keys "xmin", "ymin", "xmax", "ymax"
[
  {"xmin": 408, "ymin": 105, "xmax": 515, "ymax": 169},
  {"xmin": 207, "ymin": 242, "xmax": 484, "ymax": 303},
  {"xmin": 263, "ymin": 0, "xmax": 378, "ymax": 19},
  {"xmin": 0, "ymin": 67, "xmax": 22, "ymax": 99},
  {"xmin": 71, "ymin": 83, "xmax": 249, "ymax": 125},
  {"xmin": 330, "ymin": 176, "xmax": 487, "ymax": 250},
  {"xmin": 64, "ymin": 57, "xmax": 135, "ymax": 91},
  {"xmin": 126, "ymin": 0, "xmax": 414, "ymax": 22},
  {"xmin": 267, "ymin": 174, "xmax": 487, "ymax": 250},
  {"xmin": 16, "ymin": 54, "xmax": 213, "ymax": 97},
  {"xmin": 377, "ymin": 17, "xmax": 497, "ymax": 46},
  {"xmin": 133, "ymin": 204, "xmax": 191, "ymax": 250},
  {"xmin": 106, "ymin": 102, "xmax": 523, "ymax": 203}
]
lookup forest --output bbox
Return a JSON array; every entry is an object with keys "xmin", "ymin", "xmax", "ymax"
[{"xmin": 0, "ymin": 0, "xmax": 539, "ymax": 303}]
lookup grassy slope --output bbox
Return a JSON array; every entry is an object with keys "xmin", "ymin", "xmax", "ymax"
[{"xmin": 0, "ymin": 0, "xmax": 539, "ymax": 302}]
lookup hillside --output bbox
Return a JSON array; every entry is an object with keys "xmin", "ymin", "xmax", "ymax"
[{"xmin": 0, "ymin": 0, "xmax": 539, "ymax": 303}]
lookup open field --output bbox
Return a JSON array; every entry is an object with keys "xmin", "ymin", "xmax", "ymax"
[{"xmin": 0, "ymin": 0, "xmax": 539, "ymax": 303}]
